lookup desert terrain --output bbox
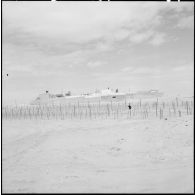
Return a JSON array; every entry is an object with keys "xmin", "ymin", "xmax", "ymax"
[{"xmin": 2, "ymin": 114, "xmax": 193, "ymax": 193}]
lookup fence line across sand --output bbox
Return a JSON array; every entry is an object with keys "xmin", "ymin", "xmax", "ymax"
[{"xmin": 2, "ymin": 98, "xmax": 194, "ymax": 120}]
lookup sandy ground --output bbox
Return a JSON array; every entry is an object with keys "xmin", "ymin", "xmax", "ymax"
[{"xmin": 2, "ymin": 116, "xmax": 194, "ymax": 193}]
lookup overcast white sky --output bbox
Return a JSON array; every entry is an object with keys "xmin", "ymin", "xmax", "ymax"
[{"xmin": 2, "ymin": 1, "xmax": 194, "ymax": 105}]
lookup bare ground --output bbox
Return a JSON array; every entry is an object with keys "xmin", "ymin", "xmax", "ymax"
[{"xmin": 2, "ymin": 116, "xmax": 194, "ymax": 193}]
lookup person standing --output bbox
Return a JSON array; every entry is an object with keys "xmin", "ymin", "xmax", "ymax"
[{"xmin": 128, "ymin": 103, "xmax": 132, "ymax": 118}]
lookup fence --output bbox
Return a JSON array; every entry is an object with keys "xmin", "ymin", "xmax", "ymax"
[{"xmin": 2, "ymin": 98, "xmax": 194, "ymax": 120}]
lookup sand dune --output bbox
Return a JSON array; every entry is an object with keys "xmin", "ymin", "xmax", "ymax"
[{"xmin": 2, "ymin": 116, "xmax": 193, "ymax": 193}]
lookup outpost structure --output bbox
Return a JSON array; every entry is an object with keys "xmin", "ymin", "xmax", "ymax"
[{"xmin": 31, "ymin": 88, "xmax": 163, "ymax": 105}]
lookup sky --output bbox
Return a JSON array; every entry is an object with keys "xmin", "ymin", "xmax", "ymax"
[{"xmin": 2, "ymin": 1, "xmax": 194, "ymax": 105}]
